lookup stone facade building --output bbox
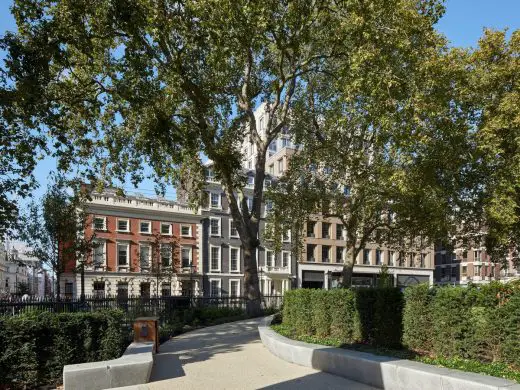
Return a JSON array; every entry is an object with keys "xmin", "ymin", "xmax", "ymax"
[
  {"xmin": 199, "ymin": 165, "xmax": 295, "ymax": 297},
  {"xmin": 241, "ymin": 103, "xmax": 434, "ymax": 289},
  {"xmin": 434, "ymin": 239, "xmax": 517, "ymax": 285}
]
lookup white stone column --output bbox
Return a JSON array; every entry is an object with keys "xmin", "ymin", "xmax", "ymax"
[{"xmin": 324, "ymin": 271, "xmax": 329, "ymax": 290}]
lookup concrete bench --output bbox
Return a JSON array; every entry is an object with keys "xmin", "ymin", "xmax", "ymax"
[
  {"xmin": 63, "ymin": 342, "xmax": 154, "ymax": 390},
  {"xmin": 258, "ymin": 317, "xmax": 520, "ymax": 390}
]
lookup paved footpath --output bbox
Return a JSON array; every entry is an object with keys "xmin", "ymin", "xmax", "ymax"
[{"xmin": 123, "ymin": 317, "xmax": 376, "ymax": 390}]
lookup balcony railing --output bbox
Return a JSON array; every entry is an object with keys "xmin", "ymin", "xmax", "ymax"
[{"xmin": 260, "ymin": 265, "xmax": 291, "ymax": 274}]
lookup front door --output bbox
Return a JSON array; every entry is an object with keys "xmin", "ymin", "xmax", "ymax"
[{"xmin": 140, "ymin": 282, "xmax": 151, "ymax": 298}]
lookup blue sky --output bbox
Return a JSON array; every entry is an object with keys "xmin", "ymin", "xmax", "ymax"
[{"xmin": 1, "ymin": 0, "xmax": 520, "ymax": 202}]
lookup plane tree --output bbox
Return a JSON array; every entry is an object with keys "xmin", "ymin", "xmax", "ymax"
[{"xmin": 2, "ymin": 0, "xmax": 448, "ymax": 311}]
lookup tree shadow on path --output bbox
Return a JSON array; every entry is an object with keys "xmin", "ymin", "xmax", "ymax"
[{"xmin": 150, "ymin": 318, "xmax": 262, "ymax": 382}]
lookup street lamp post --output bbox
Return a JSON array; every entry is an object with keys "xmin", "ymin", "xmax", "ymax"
[{"xmin": 258, "ymin": 268, "xmax": 264, "ymax": 296}]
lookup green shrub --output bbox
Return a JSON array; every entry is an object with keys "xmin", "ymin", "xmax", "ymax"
[
  {"xmin": 356, "ymin": 287, "xmax": 403, "ymax": 348},
  {"xmin": 282, "ymin": 287, "xmax": 402, "ymax": 347},
  {"xmin": 403, "ymin": 283, "xmax": 434, "ymax": 351},
  {"xmin": 500, "ymin": 291, "xmax": 520, "ymax": 366},
  {"xmin": 283, "ymin": 289, "xmax": 315, "ymax": 336},
  {"xmin": 312, "ymin": 290, "xmax": 331, "ymax": 338},
  {"xmin": 0, "ymin": 310, "xmax": 126, "ymax": 388},
  {"xmin": 373, "ymin": 288, "xmax": 403, "ymax": 348},
  {"xmin": 328, "ymin": 289, "xmax": 360, "ymax": 343},
  {"xmin": 431, "ymin": 286, "xmax": 475, "ymax": 358}
]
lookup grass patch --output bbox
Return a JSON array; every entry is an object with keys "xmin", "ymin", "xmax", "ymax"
[{"xmin": 270, "ymin": 325, "xmax": 520, "ymax": 383}]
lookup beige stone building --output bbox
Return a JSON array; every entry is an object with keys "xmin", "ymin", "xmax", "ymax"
[{"xmin": 243, "ymin": 104, "xmax": 434, "ymax": 289}]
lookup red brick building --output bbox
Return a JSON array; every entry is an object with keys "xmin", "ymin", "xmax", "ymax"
[{"xmin": 62, "ymin": 189, "xmax": 202, "ymax": 298}]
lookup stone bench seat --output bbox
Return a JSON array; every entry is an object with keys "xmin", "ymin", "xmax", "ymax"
[
  {"xmin": 63, "ymin": 342, "xmax": 154, "ymax": 390},
  {"xmin": 258, "ymin": 317, "xmax": 520, "ymax": 390}
]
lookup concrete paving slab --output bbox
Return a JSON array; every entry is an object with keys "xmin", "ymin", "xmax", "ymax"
[{"xmin": 130, "ymin": 317, "xmax": 377, "ymax": 390}]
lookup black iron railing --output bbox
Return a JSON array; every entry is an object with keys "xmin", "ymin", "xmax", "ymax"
[{"xmin": 0, "ymin": 294, "xmax": 283, "ymax": 324}]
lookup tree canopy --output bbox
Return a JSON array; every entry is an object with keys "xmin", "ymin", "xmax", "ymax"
[{"xmin": 1, "ymin": 0, "xmax": 451, "ymax": 307}]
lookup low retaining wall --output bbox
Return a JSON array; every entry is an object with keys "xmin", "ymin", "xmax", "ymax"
[
  {"xmin": 259, "ymin": 317, "xmax": 520, "ymax": 390},
  {"xmin": 63, "ymin": 342, "xmax": 154, "ymax": 390}
]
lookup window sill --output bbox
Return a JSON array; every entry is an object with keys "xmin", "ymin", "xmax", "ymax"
[{"xmin": 116, "ymin": 230, "xmax": 130, "ymax": 233}]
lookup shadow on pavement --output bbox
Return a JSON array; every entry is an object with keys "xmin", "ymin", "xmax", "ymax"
[
  {"xmin": 149, "ymin": 318, "xmax": 262, "ymax": 382},
  {"xmin": 258, "ymin": 372, "xmax": 377, "ymax": 390}
]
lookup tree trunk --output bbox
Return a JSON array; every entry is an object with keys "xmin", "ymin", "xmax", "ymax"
[
  {"xmin": 56, "ymin": 269, "xmax": 61, "ymax": 301},
  {"xmin": 342, "ymin": 248, "xmax": 356, "ymax": 287},
  {"xmin": 80, "ymin": 262, "xmax": 85, "ymax": 302},
  {"xmin": 243, "ymin": 244, "xmax": 262, "ymax": 316}
]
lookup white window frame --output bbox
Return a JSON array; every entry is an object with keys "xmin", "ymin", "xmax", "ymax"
[
  {"xmin": 92, "ymin": 239, "xmax": 107, "ymax": 266},
  {"xmin": 363, "ymin": 249, "xmax": 371, "ymax": 265},
  {"xmin": 210, "ymin": 245, "xmax": 221, "ymax": 272},
  {"xmin": 283, "ymin": 230, "xmax": 291, "ymax": 242},
  {"xmin": 117, "ymin": 242, "xmax": 130, "ymax": 267},
  {"xmin": 160, "ymin": 223, "xmax": 172, "ymax": 235},
  {"xmin": 209, "ymin": 278, "xmax": 221, "ymax": 297},
  {"xmin": 266, "ymin": 250, "xmax": 274, "ymax": 267},
  {"xmin": 160, "ymin": 244, "xmax": 172, "ymax": 266},
  {"xmin": 139, "ymin": 220, "xmax": 151, "ymax": 234},
  {"xmin": 282, "ymin": 251, "xmax": 291, "ymax": 269},
  {"xmin": 375, "ymin": 249, "xmax": 382, "ymax": 265},
  {"xmin": 181, "ymin": 246, "xmax": 192, "ymax": 267},
  {"xmin": 278, "ymin": 158, "xmax": 283, "ymax": 173},
  {"xmin": 210, "ymin": 217, "xmax": 221, "ymax": 237},
  {"xmin": 388, "ymin": 251, "xmax": 395, "ymax": 266},
  {"xmin": 180, "ymin": 224, "xmax": 192, "ymax": 237},
  {"xmin": 93, "ymin": 216, "xmax": 107, "ymax": 231},
  {"xmin": 336, "ymin": 247, "xmax": 344, "ymax": 263},
  {"xmin": 116, "ymin": 218, "xmax": 130, "ymax": 232},
  {"xmin": 229, "ymin": 279, "xmax": 240, "ymax": 297},
  {"xmin": 210, "ymin": 192, "xmax": 222, "ymax": 209},
  {"xmin": 229, "ymin": 219, "xmax": 239, "ymax": 238},
  {"xmin": 139, "ymin": 243, "xmax": 151, "ymax": 269},
  {"xmin": 229, "ymin": 246, "xmax": 240, "ymax": 272}
]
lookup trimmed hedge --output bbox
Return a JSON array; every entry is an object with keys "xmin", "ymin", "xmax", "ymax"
[
  {"xmin": 403, "ymin": 281, "xmax": 520, "ymax": 366},
  {"xmin": 282, "ymin": 287, "xmax": 403, "ymax": 348},
  {"xmin": 0, "ymin": 310, "xmax": 127, "ymax": 388},
  {"xmin": 280, "ymin": 282, "xmax": 520, "ymax": 371},
  {"xmin": 402, "ymin": 283, "xmax": 434, "ymax": 352}
]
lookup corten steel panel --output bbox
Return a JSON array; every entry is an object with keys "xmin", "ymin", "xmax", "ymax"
[{"xmin": 133, "ymin": 317, "xmax": 159, "ymax": 352}]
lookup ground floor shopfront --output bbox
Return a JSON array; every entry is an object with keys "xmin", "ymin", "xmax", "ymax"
[{"xmin": 298, "ymin": 263, "xmax": 433, "ymax": 289}]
